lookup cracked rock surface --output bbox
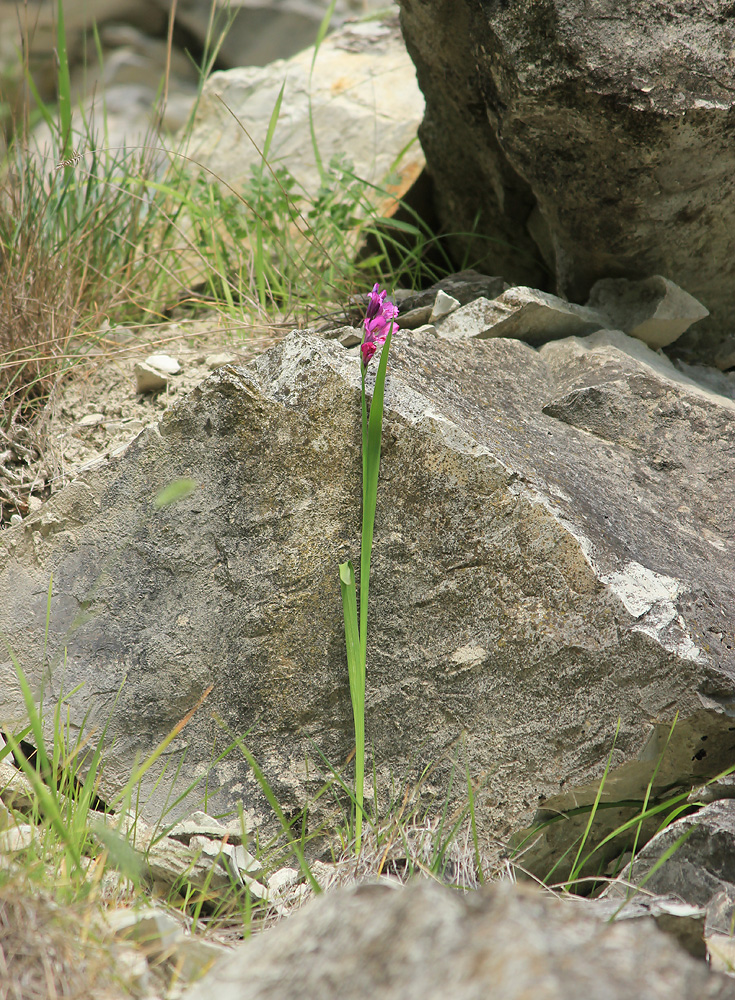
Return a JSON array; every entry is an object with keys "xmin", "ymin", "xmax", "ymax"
[{"xmin": 0, "ymin": 327, "xmax": 733, "ymax": 878}]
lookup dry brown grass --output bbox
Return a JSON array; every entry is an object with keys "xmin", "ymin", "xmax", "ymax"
[{"xmin": 0, "ymin": 880, "xmax": 132, "ymax": 1000}]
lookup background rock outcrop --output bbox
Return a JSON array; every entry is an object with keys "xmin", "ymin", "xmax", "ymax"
[
  {"xmin": 186, "ymin": 14, "xmax": 424, "ymax": 212},
  {"xmin": 1, "ymin": 326, "xmax": 734, "ymax": 877},
  {"xmin": 397, "ymin": 0, "xmax": 735, "ymax": 364}
]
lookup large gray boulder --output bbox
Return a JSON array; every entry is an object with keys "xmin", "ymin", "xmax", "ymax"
[
  {"xmin": 1, "ymin": 328, "xmax": 734, "ymax": 876},
  {"xmin": 397, "ymin": 0, "xmax": 735, "ymax": 363},
  {"xmin": 182, "ymin": 879, "xmax": 732, "ymax": 1000}
]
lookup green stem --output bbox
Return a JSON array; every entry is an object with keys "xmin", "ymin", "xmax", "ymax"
[
  {"xmin": 344, "ymin": 319, "xmax": 394, "ymax": 855},
  {"xmin": 359, "ymin": 365, "xmax": 369, "ymax": 665}
]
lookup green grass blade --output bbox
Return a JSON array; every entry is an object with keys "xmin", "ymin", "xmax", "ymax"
[
  {"xmin": 55, "ymin": 0, "xmax": 73, "ymax": 157},
  {"xmin": 154, "ymin": 478, "xmax": 198, "ymax": 509},
  {"xmin": 307, "ymin": 0, "xmax": 337, "ymax": 180},
  {"xmin": 565, "ymin": 717, "xmax": 621, "ymax": 890},
  {"xmin": 234, "ymin": 740, "xmax": 321, "ymax": 893},
  {"xmin": 2, "ymin": 637, "xmax": 53, "ymax": 782},
  {"xmin": 339, "ymin": 559, "xmax": 365, "ymax": 851},
  {"xmin": 262, "ymin": 80, "xmax": 285, "ymax": 162},
  {"xmin": 464, "ymin": 750, "xmax": 484, "ymax": 884}
]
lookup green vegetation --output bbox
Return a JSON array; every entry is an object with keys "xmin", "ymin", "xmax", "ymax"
[{"xmin": 0, "ymin": 0, "xmax": 467, "ymax": 431}]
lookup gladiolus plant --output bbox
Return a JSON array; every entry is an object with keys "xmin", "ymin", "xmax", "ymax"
[{"xmin": 339, "ymin": 283, "xmax": 398, "ymax": 854}]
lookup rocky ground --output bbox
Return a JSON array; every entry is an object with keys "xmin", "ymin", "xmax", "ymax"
[{"xmin": 0, "ymin": 314, "xmax": 286, "ymax": 529}]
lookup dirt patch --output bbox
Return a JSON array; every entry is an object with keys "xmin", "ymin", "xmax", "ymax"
[{"xmin": 0, "ymin": 313, "xmax": 288, "ymax": 528}]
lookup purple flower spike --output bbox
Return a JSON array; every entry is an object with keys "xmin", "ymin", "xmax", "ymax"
[{"xmin": 361, "ymin": 284, "xmax": 399, "ymax": 368}]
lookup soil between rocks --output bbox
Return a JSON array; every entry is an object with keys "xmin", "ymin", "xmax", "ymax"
[{"xmin": 0, "ymin": 314, "xmax": 288, "ymax": 528}]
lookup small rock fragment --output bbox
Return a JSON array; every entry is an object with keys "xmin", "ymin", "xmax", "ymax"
[
  {"xmin": 713, "ymin": 337, "xmax": 735, "ymax": 372},
  {"xmin": 9, "ymin": 514, "xmax": 22, "ymax": 527},
  {"xmin": 586, "ymin": 275, "xmax": 709, "ymax": 349},
  {"xmin": 134, "ymin": 362, "xmax": 169, "ymax": 394},
  {"xmin": 429, "ymin": 290, "xmax": 460, "ymax": 323},
  {"xmin": 145, "ymin": 354, "xmax": 181, "ymax": 375},
  {"xmin": 205, "ymin": 352, "xmax": 238, "ymax": 369},
  {"xmin": 267, "ymin": 867, "xmax": 300, "ymax": 897},
  {"xmin": 321, "ymin": 327, "xmax": 362, "ymax": 348},
  {"xmin": 77, "ymin": 413, "xmax": 105, "ymax": 427},
  {"xmin": 0, "ymin": 760, "xmax": 36, "ymax": 812},
  {"xmin": 398, "ymin": 305, "xmax": 433, "ymax": 329},
  {"xmin": 705, "ymin": 887, "xmax": 735, "ymax": 974},
  {"xmin": 168, "ymin": 810, "xmax": 246, "ymax": 846},
  {"xmin": 0, "ymin": 824, "xmax": 34, "ymax": 853},
  {"xmin": 106, "ymin": 907, "xmax": 182, "ymax": 952}
]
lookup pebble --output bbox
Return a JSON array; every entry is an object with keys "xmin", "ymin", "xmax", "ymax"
[
  {"xmin": 429, "ymin": 290, "xmax": 461, "ymax": 322},
  {"xmin": 145, "ymin": 353, "xmax": 181, "ymax": 375},
  {"xmin": 78, "ymin": 412, "xmax": 105, "ymax": 427},
  {"xmin": 205, "ymin": 352, "xmax": 237, "ymax": 369},
  {"xmin": 134, "ymin": 362, "xmax": 169, "ymax": 394}
]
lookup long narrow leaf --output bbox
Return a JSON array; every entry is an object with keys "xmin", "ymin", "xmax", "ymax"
[
  {"xmin": 55, "ymin": 0, "xmax": 73, "ymax": 159},
  {"xmin": 359, "ymin": 324, "xmax": 393, "ymax": 664},
  {"xmin": 307, "ymin": 0, "xmax": 337, "ymax": 180},
  {"xmin": 339, "ymin": 559, "xmax": 365, "ymax": 850},
  {"xmin": 235, "ymin": 740, "xmax": 321, "ymax": 893},
  {"xmin": 262, "ymin": 80, "xmax": 285, "ymax": 162},
  {"xmin": 565, "ymin": 717, "xmax": 621, "ymax": 890}
]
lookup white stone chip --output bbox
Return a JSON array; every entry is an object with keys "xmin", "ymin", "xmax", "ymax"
[
  {"xmin": 429, "ymin": 290, "xmax": 460, "ymax": 323},
  {"xmin": 145, "ymin": 353, "xmax": 181, "ymax": 375}
]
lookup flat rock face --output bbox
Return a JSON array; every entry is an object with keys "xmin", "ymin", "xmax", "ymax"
[
  {"xmin": 187, "ymin": 13, "xmax": 424, "ymax": 215},
  {"xmin": 181, "ymin": 880, "xmax": 732, "ymax": 1000},
  {"xmin": 398, "ymin": 0, "xmax": 735, "ymax": 362},
  {"xmin": 1, "ymin": 331, "xmax": 734, "ymax": 873}
]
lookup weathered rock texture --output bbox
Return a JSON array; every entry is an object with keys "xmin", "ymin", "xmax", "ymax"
[
  {"xmin": 187, "ymin": 13, "xmax": 424, "ymax": 215},
  {"xmin": 605, "ymin": 800, "xmax": 735, "ymax": 910},
  {"xmin": 398, "ymin": 0, "xmax": 735, "ymax": 361},
  {"xmin": 1, "ymin": 330, "xmax": 734, "ymax": 875},
  {"xmin": 182, "ymin": 880, "xmax": 732, "ymax": 1000}
]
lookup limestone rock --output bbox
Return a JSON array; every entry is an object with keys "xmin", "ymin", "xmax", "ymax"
[
  {"xmin": 587, "ymin": 276, "xmax": 709, "ymax": 349},
  {"xmin": 1, "ymin": 330, "xmax": 734, "ymax": 879},
  {"xmin": 186, "ymin": 14, "xmax": 424, "ymax": 217},
  {"xmin": 428, "ymin": 290, "xmax": 460, "ymax": 323},
  {"xmin": 168, "ymin": 810, "xmax": 247, "ymax": 847},
  {"xmin": 181, "ymin": 880, "xmax": 732, "ymax": 1000},
  {"xmin": 604, "ymin": 801, "xmax": 735, "ymax": 910},
  {"xmin": 435, "ymin": 287, "xmax": 609, "ymax": 344},
  {"xmin": 398, "ymin": 0, "xmax": 735, "ymax": 362},
  {"xmin": 134, "ymin": 361, "xmax": 170, "ymax": 393}
]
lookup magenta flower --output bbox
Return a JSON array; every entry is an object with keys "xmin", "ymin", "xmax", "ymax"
[{"xmin": 361, "ymin": 283, "xmax": 399, "ymax": 367}]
